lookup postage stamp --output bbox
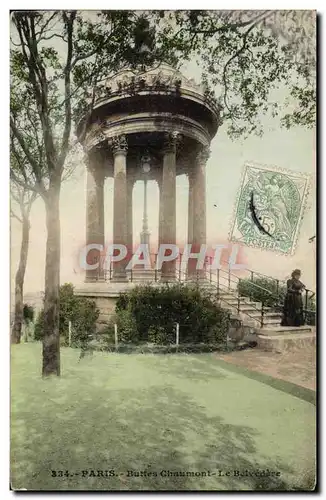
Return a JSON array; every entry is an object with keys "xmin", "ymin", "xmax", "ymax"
[{"xmin": 229, "ymin": 162, "xmax": 311, "ymax": 255}]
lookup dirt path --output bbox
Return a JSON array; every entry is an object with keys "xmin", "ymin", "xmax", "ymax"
[{"xmin": 216, "ymin": 346, "xmax": 316, "ymax": 391}]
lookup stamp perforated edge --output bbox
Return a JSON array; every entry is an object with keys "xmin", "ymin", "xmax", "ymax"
[{"xmin": 228, "ymin": 161, "xmax": 312, "ymax": 256}]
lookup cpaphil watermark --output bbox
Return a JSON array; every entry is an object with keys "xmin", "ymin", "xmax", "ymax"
[{"xmin": 79, "ymin": 243, "xmax": 245, "ymax": 271}]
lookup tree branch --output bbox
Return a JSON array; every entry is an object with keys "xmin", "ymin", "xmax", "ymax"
[
  {"xmin": 58, "ymin": 11, "xmax": 76, "ymax": 170},
  {"xmin": 15, "ymin": 15, "xmax": 56, "ymax": 170},
  {"xmin": 10, "ymin": 169, "xmax": 41, "ymax": 197},
  {"xmin": 71, "ymin": 47, "xmax": 99, "ymax": 68},
  {"xmin": 221, "ymin": 15, "xmax": 270, "ymax": 116},
  {"xmin": 10, "ymin": 209, "xmax": 23, "ymax": 224},
  {"xmin": 190, "ymin": 10, "xmax": 273, "ymax": 36},
  {"xmin": 35, "ymin": 12, "xmax": 57, "ymax": 42},
  {"xmin": 10, "ymin": 129, "xmax": 47, "ymax": 197},
  {"xmin": 25, "ymin": 106, "xmax": 44, "ymax": 164},
  {"xmin": 10, "ymin": 117, "xmax": 44, "ymax": 187}
]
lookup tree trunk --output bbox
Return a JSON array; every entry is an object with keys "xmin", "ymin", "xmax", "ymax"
[
  {"xmin": 42, "ymin": 182, "xmax": 61, "ymax": 377},
  {"xmin": 11, "ymin": 216, "xmax": 30, "ymax": 344}
]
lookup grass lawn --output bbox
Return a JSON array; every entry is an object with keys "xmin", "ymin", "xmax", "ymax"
[{"xmin": 11, "ymin": 343, "xmax": 316, "ymax": 491}]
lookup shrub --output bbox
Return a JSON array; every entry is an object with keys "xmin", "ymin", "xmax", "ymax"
[
  {"xmin": 23, "ymin": 303, "xmax": 34, "ymax": 323},
  {"xmin": 305, "ymin": 299, "xmax": 316, "ymax": 326},
  {"xmin": 34, "ymin": 283, "xmax": 100, "ymax": 346},
  {"xmin": 98, "ymin": 323, "xmax": 115, "ymax": 343},
  {"xmin": 238, "ymin": 277, "xmax": 286, "ymax": 307},
  {"xmin": 148, "ymin": 325, "xmax": 170, "ymax": 344},
  {"xmin": 115, "ymin": 308, "xmax": 139, "ymax": 343},
  {"xmin": 115, "ymin": 283, "xmax": 230, "ymax": 345},
  {"xmin": 34, "ymin": 310, "xmax": 44, "ymax": 341}
]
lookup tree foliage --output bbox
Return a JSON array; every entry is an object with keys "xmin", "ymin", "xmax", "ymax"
[{"xmin": 156, "ymin": 10, "xmax": 316, "ymax": 138}]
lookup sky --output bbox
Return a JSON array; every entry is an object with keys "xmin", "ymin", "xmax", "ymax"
[{"xmin": 10, "ymin": 17, "xmax": 316, "ymax": 297}]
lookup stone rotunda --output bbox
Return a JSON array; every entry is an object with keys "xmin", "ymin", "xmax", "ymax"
[{"xmin": 76, "ymin": 63, "xmax": 220, "ymax": 312}]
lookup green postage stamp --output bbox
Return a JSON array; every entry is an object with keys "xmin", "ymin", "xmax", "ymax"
[{"xmin": 230, "ymin": 163, "xmax": 311, "ymax": 255}]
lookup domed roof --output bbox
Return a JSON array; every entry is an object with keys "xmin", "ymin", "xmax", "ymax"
[
  {"xmin": 104, "ymin": 62, "xmax": 204, "ymax": 96},
  {"xmin": 77, "ymin": 62, "xmax": 221, "ymax": 146}
]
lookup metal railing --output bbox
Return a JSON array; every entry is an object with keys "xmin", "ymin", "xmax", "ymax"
[
  {"xmin": 216, "ymin": 257, "xmax": 316, "ymax": 327},
  {"xmin": 92, "ymin": 253, "xmax": 316, "ymax": 328}
]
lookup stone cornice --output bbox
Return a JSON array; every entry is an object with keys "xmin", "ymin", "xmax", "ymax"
[
  {"xmin": 77, "ymin": 89, "xmax": 221, "ymax": 141},
  {"xmin": 84, "ymin": 113, "xmax": 211, "ymax": 152}
]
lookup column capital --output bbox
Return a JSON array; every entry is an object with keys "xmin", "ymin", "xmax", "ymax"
[
  {"xmin": 196, "ymin": 145, "xmax": 211, "ymax": 164},
  {"xmin": 163, "ymin": 131, "xmax": 182, "ymax": 154},
  {"xmin": 109, "ymin": 135, "xmax": 128, "ymax": 156}
]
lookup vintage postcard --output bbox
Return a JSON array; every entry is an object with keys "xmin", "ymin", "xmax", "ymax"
[
  {"xmin": 229, "ymin": 162, "xmax": 311, "ymax": 255},
  {"xmin": 10, "ymin": 9, "xmax": 316, "ymax": 492}
]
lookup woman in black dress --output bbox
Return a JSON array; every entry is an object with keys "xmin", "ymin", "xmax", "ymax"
[{"xmin": 281, "ymin": 269, "xmax": 306, "ymax": 327}]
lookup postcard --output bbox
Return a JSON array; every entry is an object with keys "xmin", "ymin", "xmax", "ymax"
[{"xmin": 10, "ymin": 9, "xmax": 316, "ymax": 491}]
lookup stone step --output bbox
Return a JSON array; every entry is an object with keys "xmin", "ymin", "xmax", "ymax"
[
  {"xmin": 257, "ymin": 331, "xmax": 316, "ymax": 352},
  {"xmin": 225, "ymin": 301, "xmax": 273, "ymax": 312},
  {"xmin": 219, "ymin": 289, "xmax": 239, "ymax": 295},
  {"xmin": 247, "ymin": 311, "xmax": 281, "ymax": 319},
  {"xmin": 239, "ymin": 318, "xmax": 281, "ymax": 329},
  {"xmin": 240, "ymin": 307, "xmax": 274, "ymax": 315},
  {"xmin": 261, "ymin": 319, "xmax": 282, "ymax": 326},
  {"xmin": 218, "ymin": 294, "xmax": 271, "ymax": 309},
  {"xmin": 224, "ymin": 306, "xmax": 280, "ymax": 319},
  {"xmin": 218, "ymin": 298, "xmax": 257, "ymax": 308},
  {"xmin": 227, "ymin": 311, "xmax": 280, "ymax": 328},
  {"xmin": 220, "ymin": 297, "xmax": 252, "ymax": 304},
  {"xmin": 256, "ymin": 326, "xmax": 313, "ymax": 336}
]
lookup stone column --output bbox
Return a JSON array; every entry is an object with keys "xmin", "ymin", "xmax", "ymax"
[
  {"xmin": 97, "ymin": 168, "xmax": 105, "ymax": 281},
  {"xmin": 192, "ymin": 144, "xmax": 209, "ymax": 278},
  {"xmin": 85, "ymin": 155, "xmax": 105, "ymax": 282},
  {"xmin": 160, "ymin": 132, "xmax": 180, "ymax": 281},
  {"xmin": 126, "ymin": 171, "xmax": 134, "ymax": 258},
  {"xmin": 187, "ymin": 166, "xmax": 196, "ymax": 278},
  {"xmin": 140, "ymin": 178, "xmax": 151, "ymax": 245},
  {"xmin": 157, "ymin": 169, "xmax": 163, "ymax": 247},
  {"xmin": 188, "ymin": 167, "xmax": 195, "ymax": 245},
  {"xmin": 111, "ymin": 135, "xmax": 128, "ymax": 281}
]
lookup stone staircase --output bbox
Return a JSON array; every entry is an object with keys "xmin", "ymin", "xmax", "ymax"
[
  {"xmin": 216, "ymin": 290, "xmax": 283, "ymax": 328},
  {"xmin": 196, "ymin": 281, "xmax": 316, "ymax": 352},
  {"xmin": 195, "ymin": 281, "xmax": 282, "ymax": 329}
]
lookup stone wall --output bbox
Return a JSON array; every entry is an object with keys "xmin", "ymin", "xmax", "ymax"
[{"xmin": 94, "ymin": 296, "xmax": 118, "ymax": 327}]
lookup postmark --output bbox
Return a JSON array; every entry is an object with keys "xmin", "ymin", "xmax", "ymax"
[{"xmin": 229, "ymin": 162, "xmax": 310, "ymax": 255}]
